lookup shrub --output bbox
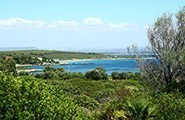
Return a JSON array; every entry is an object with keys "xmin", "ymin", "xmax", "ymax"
[
  {"xmin": 85, "ymin": 67, "xmax": 108, "ymax": 80},
  {"xmin": 152, "ymin": 93, "xmax": 185, "ymax": 120},
  {"xmin": 165, "ymin": 80, "xmax": 185, "ymax": 94},
  {"xmin": 74, "ymin": 95, "xmax": 100, "ymax": 111},
  {"xmin": 125, "ymin": 99, "xmax": 158, "ymax": 120},
  {"xmin": 34, "ymin": 73, "xmax": 44, "ymax": 78},
  {"xmin": 0, "ymin": 73, "xmax": 89, "ymax": 119},
  {"xmin": 112, "ymin": 72, "xmax": 128, "ymax": 80},
  {"xmin": 35, "ymin": 66, "xmax": 84, "ymax": 80},
  {"xmin": 96, "ymin": 99, "xmax": 126, "ymax": 120},
  {"xmin": 111, "ymin": 72, "xmax": 139, "ymax": 80},
  {"xmin": 18, "ymin": 71, "xmax": 29, "ymax": 76}
]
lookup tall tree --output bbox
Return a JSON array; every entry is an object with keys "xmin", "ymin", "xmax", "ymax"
[{"xmin": 129, "ymin": 7, "xmax": 185, "ymax": 91}]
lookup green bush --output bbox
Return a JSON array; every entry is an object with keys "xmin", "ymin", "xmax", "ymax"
[
  {"xmin": 0, "ymin": 59, "xmax": 17, "ymax": 76},
  {"xmin": 85, "ymin": 67, "xmax": 108, "ymax": 80},
  {"xmin": 152, "ymin": 93, "xmax": 185, "ymax": 120},
  {"xmin": 111, "ymin": 72, "xmax": 128, "ymax": 80},
  {"xmin": 166, "ymin": 80, "xmax": 185, "ymax": 94},
  {"xmin": 18, "ymin": 71, "xmax": 29, "ymax": 76},
  {"xmin": 96, "ymin": 99, "xmax": 125, "ymax": 120},
  {"xmin": 124, "ymin": 99, "xmax": 158, "ymax": 120},
  {"xmin": 0, "ymin": 73, "xmax": 89, "ymax": 119},
  {"xmin": 35, "ymin": 66, "xmax": 84, "ymax": 80},
  {"xmin": 111, "ymin": 72, "xmax": 140, "ymax": 80},
  {"xmin": 74, "ymin": 95, "xmax": 100, "ymax": 111}
]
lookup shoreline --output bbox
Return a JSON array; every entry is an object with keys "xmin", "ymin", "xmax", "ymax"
[
  {"xmin": 57, "ymin": 57, "xmax": 133, "ymax": 65},
  {"xmin": 16, "ymin": 57, "xmax": 155, "ymax": 67},
  {"xmin": 16, "ymin": 57, "xmax": 141, "ymax": 73}
]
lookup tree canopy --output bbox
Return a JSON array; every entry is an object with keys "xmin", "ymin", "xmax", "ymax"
[{"xmin": 129, "ymin": 7, "xmax": 185, "ymax": 91}]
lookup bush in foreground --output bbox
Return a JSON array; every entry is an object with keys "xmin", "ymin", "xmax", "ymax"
[{"xmin": 0, "ymin": 74, "xmax": 90, "ymax": 119}]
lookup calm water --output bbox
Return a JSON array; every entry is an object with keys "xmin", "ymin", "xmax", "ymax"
[{"xmin": 27, "ymin": 59, "xmax": 139, "ymax": 75}]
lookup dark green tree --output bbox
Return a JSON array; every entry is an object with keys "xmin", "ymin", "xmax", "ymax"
[
  {"xmin": 85, "ymin": 67, "xmax": 108, "ymax": 80},
  {"xmin": 0, "ymin": 59, "xmax": 17, "ymax": 75}
]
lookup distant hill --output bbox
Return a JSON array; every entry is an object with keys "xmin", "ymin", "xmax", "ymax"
[
  {"xmin": 68, "ymin": 48, "xmax": 129, "ymax": 55},
  {"xmin": 0, "ymin": 47, "xmax": 38, "ymax": 51},
  {"xmin": 0, "ymin": 50, "xmax": 109, "ymax": 60}
]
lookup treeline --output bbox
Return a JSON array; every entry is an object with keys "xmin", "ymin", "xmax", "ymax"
[
  {"xmin": 33, "ymin": 66, "xmax": 140, "ymax": 81},
  {"xmin": 0, "ymin": 50, "xmax": 108, "ymax": 61}
]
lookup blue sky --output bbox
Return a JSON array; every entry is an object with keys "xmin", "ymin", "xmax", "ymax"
[{"xmin": 0, "ymin": 0, "xmax": 184, "ymax": 50}]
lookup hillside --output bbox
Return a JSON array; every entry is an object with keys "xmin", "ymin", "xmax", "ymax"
[{"xmin": 0, "ymin": 50, "xmax": 109, "ymax": 60}]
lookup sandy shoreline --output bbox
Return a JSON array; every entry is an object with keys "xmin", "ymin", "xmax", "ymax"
[
  {"xmin": 16, "ymin": 58, "xmax": 133, "ymax": 67},
  {"xmin": 16, "ymin": 57, "xmax": 154, "ymax": 67},
  {"xmin": 15, "ymin": 58, "xmax": 128, "ymax": 70},
  {"xmin": 57, "ymin": 57, "xmax": 132, "ymax": 64}
]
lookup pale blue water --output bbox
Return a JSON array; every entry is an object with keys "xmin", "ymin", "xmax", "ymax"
[{"xmin": 27, "ymin": 59, "xmax": 139, "ymax": 75}]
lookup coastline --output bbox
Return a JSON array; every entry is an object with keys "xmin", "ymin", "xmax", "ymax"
[
  {"xmin": 16, "ymin": 57, "xmax": 155, "ymax": 67},
  {"xmin": 16, "ymin": 57, "xmax": 140, "ymax": 74},
  {"xmin": 16, "ymin": 58, "xmax": 130, "ymax": 73},
  {"xmin": 57, "ymin": 57, "xmax": 132, "ymax": 65}
]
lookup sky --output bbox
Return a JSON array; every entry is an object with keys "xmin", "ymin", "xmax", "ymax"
[{"xmin": 0, "ymin": 0, "xmax": 184, "ymax": 51}]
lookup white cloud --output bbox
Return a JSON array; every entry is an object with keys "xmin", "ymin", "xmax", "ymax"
[
  {"xmin": 109, "ymin": 23, "xmax": 138, "ymax": 30},
  {"xmin": 0, "ymin": 17, "xmax": 140, "ymax": 31},
  {"xmin": 0, "ymin": 18, "xmax": 79, "ymax": 29},
  {"xmin": 0, "ymin": 18, "xmax": 45, "ymax": 27},
  {"xmin": 47, "ymin": 20, "xmax": 79, "ymax": 28},
  {"xmin": 83, "ymin": 17, "xmax": 104, "ymax": 26}
]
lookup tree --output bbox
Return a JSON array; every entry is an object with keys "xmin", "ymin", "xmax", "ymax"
[
  {"xmin": 85, "ymin": 67, "xmax": 108, "ymax": 80},
  {"xmin": 128, "ymin": 7, "xmax": 185, "ymax": 91},
  {"xmin": 0, "ymin": 59, "xmax": 17, "ymax": 75}
]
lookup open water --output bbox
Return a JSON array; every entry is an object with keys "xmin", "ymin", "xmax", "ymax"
[{"xmin": 27, "ymin": 59, "xmax": 139, "ymax": 75}]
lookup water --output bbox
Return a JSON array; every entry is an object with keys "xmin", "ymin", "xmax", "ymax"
[{"xmin": 27, "ymin": 59, "xmax": 139, "ymax": 75}]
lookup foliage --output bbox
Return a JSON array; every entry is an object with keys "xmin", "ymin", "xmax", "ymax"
[
  {"xmin": 85, "ymin": 67, "xmax": 108, "ymax": 80},
  {"xmin": 3, "ymin": 71, "xmax": 185, "ymax": 119},
  {"xmin": 128, "ymin": 7, "xmax": 185, "ymax": 92},
  {"xmin": 13, "ymin": 55, "xmax": 42, "ymax": 64},
  {"xmin": 0, "ymin": 74, "xmax": 91, "ymax": 119},
  {"xmin": 0, "ymin": 59, "xmax": 17, "ymax": 75},
  {"xmin": 125, "ymin": 99, "xmax": 158, "ymax": 120},
  {"xmin": 111, "ymin": 72, "xmax": 140, "ymax": 80},
  {"xmin": 97, "ymin": 99, "xmax": 126, "ymax": 120},
  {"xmin": 0, "ymin": 50, "xmax": 108, "ymax": 62},
  {"xmin": 45, "ymin": 78, "xmax": 142, "ymax": 119},
  {"xmin": 166, "ymin": 80, "xmax": 185, "ymax": 94},
  {"xmin": 152, "ymin": 93, "xmax": 185, "ymax": 120},
  {"xmin": 18, "ymin": 71, "xmax": 29, "ymax": 76},
  {"xmin": 34, "ymin": 66, "xmax": 84, "ymax": 80},
  {"xmin": 74, "ymin": 95, "xmax": 101, "ymax": 111}
]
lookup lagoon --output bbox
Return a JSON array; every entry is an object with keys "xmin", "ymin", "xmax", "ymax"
[{"xmin": 27, "ymin": 59, "xmax": 139, "ymax": 75}]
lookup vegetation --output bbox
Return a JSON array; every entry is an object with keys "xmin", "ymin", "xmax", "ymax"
[
  {"xmin": 0, "ymin": 74, "xmax": 90, "ymax": 119},
  {"xmin": 128, "ymin": 7, "xmax": 185, "ymax": 92},
  {"xmin": 0, "ymin": 50, "xmax": 109, "ymax": 65},
  {"xmin": 34, "ymin": 66, "xmax": 84, "ymax": 80},
  {"xmin": 1, "ymin": 6, "xmax": 185, "ymax": 120},
  {"xmin": 85, "ymin": 67, "xmax": 108, "ymax": 80},
  {"xmin": 111, "ymin": 72, "xmax": 140, "ymax": 80},
  {"xmin": 0, "ymin": 59, "xmax": 17, "ymax": 75}
]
